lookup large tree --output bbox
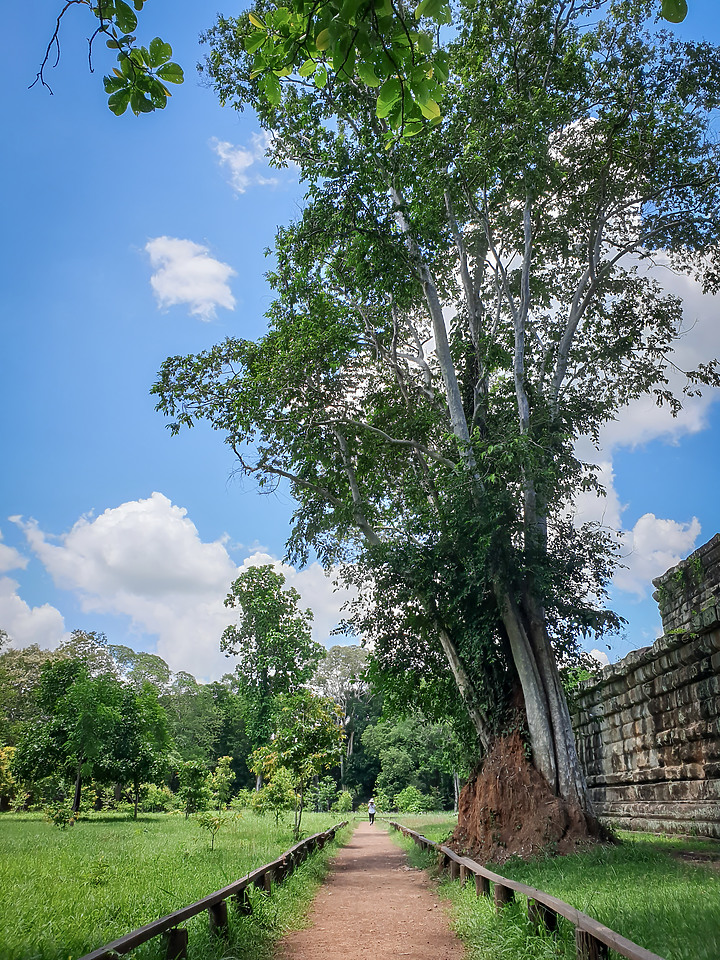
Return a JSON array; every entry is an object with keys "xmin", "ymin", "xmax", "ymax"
[
  {"xmin": 154, "ymin": 0, "xmax": 720, "ymax": 850},
  {"xmin": 220, "ymin": 565, "xmax": 323, "ymax": 784}
]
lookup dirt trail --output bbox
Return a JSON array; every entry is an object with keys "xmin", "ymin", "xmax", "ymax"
[{"xmin": 277, "ymin": 821, "xmax": 464, "ymax": 960}]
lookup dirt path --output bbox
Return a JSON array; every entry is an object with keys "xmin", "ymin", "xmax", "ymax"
[{"xmin": 277, "ymin": 821, "xmax": 465, "ymax": 960}]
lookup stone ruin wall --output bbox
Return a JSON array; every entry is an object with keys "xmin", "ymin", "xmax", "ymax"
[{"xmin": 572, "ymin": 534, "xmax": 720, "ymax": 838}]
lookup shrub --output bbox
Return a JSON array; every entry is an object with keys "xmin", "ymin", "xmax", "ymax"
[
  {"xmin": 332, "ymin": 790, "xmax": 353, "ymax": 813},
  {"xmin": 395, "ymin": 785, "xmax": 434, "ymax": 813},
  {"xmin": 229, "ymin": 788, "xmax": 254, "ymax": 811},
  {"xmin": 140, "ymin": 784, "xmax": 176, "ymax": 813},
  {"xmin": 44, "ymin": 803, "xmax": 76, "ymax": 829}
]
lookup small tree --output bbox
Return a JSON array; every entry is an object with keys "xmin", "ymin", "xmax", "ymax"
[
  {"xmin": 253, "ymin": 766, "xmax": 295, "ymax": 824},
  {"xmin": 252, "ymin": 691, "xmax": 344, "ymax": 838},
  {"xmin": 177, "ymin": 760, "xmax": 211, "ymax": 818},
  {"xmin": 210, "ymin": 755, "xmax": 235, "ymax": 809}
]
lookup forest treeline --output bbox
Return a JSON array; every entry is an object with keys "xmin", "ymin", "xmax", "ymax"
[{"xmin": 0, "ymin": 629, "xmax": 468, "ymax": 821}]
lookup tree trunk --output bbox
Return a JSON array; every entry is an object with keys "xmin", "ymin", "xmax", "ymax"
[
  {"xmin": 133, "ymin": 779, "xmax": 139, "ymax": 820},
  {"xmin": 436, "ymin": 624, "xmax": 492, "ymax": 753},
  {"xmin": 494, "ymin": 579, "xmax": 591, "ymax": 812},
  {"xmin": 453, "ymin": 771, "xmax": 460, "ymax": 813},
  {"xmin": 255, "ymin": 771, "xmax": 263, "ymax": 791},
  {"xmin": 72, "ymin": 763, "xmax": 83, "ymax": 813}
]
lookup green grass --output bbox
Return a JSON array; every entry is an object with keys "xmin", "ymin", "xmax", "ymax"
[
  {"xmin": 0, "ymin": 811, "xmax": 350, "ymax": 960},
  {"xmin": 379, "ymin": 812, "xmax": 457, "ymax": 843},
  {"xmin": 391, "ymin": 827, "xmax": 720, "ymax": 960}
]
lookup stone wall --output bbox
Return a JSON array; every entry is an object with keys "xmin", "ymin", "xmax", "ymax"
[{"xmin": 572, "ymin": 536, "xmax": 720, "ymax": 838}]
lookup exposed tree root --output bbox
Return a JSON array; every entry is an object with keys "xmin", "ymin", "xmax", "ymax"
[{"xmin": 452, "ymin": 731, "xmax": 611, "ymax": 863}]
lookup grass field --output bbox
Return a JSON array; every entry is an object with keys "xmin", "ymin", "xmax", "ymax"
[
  {"xmin": 0, "ymin": 810, "xmax": 348, "ymax": 960},
  {"xmin": 389, "ymin": 820, "xmax": 720, "ymax": 960}
]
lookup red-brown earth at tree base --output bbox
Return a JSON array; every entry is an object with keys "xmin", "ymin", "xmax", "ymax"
[{"xmin": 451, "ymin": 731, "xmax": 609, "ymax": 864}]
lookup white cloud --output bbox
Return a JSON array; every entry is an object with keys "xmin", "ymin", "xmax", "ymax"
[
  {"xmin": 14, "ymin": 496, "xmax": 353, "ymax": 680},
  {"xmin": 146, "ymin": 236, "xmax": 236, "ymax": 321},
  {"xmin": 0, "ymin": 528, "xmax": 27, "ymax": 574},
  {"xmin": 0, "ymin": 576, "xmax": 67, "ymax": 649},
  {"xmin": 210, "ymin": 134, "xmax": 279, "ymax": 195},
  {"xmin": 589, "ymin": 648, "xmax": 610, "ymax": 667},
  {"xmin": 613, "ymin": 513, "xmax": 701, "ymax": 599},
  {"xmin": 572, "ymin": 259, "xmax": 720, "ymax": 602}
]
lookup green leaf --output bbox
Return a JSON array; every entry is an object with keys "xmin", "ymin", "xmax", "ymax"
[
  {"xmin": 358, "ymin": 61, "xmax": 381, "ymax": 88},
  {"xmin": 246, "ymin": 31, "xmax": 266, "ymax": 54},
  {"xmin": 107, "ymin": 88, "xmax": 131, "ymax": 115},
  {"xmin": 418, "ymin": 96, "xmax": 440, "ymax": 120},
  {"xmin": 156, "ymin": 62, "xmax": 184, "ymax": 84},
  {"xmin": 130, "ymin": 89, "xmax": 154, "ymax": 114},
  {"xmin": 148, "ymin": 37, "xmax": 173, "ymax": 67},
  {"xmin": 113, "ymin": 0, "xmax": 138, "ymax": 34},
  {"xmin": 94, "ymin": 1, "xmax": 115, "ymax": 19},
  {"xmin": 376, "ymin": 77, "xmax": 401, "ymax": 118},
  {"xmin": 315, "ymin": 67, "xmax": 328, "ymax": 88},
  {"xmin": 416, "ymin": 32, "xmax": 433, "ymax": 55},
  {"xmin": 401, "ymin": 120, "xmax": 424, "ymax": 137},
  {"xmin": 263, "ymin": 72, "xmax": 282, "ymax": 105},
  {"xmin": 660, "ymin": 0, "xmax": 688, "ymax": 21},
  {"xmin": 414, "ymin": 0, "xmax": 445, "ymax": 19},
  {"xmin": 315, "ymin": 28, "xmax": 331, "ymax": 51},
  {"xmin": 333, "ymin": 42, "xmax": 356, "ymax": 78},
  {"xmin": 103, "ymin": 74, "xmax": 127, "ymax": 94},
  {"xmin": 299, "ymin": 59, "xmax": 317, "ymax": 78},
  {"xmin": 147, "ymin": 77, "xmax": 168, "ymax": 108}
]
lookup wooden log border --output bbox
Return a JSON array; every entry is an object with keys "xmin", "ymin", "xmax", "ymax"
[
  {"xmin": 78, "ymin": 821, "xmax": 349, "ymax": 960},
  {"xmin": 387, "ymin": 821, "xmax": 666, "ymax": 960}
]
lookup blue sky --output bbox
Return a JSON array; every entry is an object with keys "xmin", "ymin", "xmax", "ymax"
[{"xmin": 1, "ymin": 1, "xmax": 719, "ymax": 680}]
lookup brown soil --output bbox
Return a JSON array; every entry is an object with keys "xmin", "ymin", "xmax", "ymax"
[
  {"xmin": 277, "ymin": 821, "xmax": 464, "ymax": 960},
  {"xmin": 452, "ymin": 731, "xmax": 605, "ymax": 864}
]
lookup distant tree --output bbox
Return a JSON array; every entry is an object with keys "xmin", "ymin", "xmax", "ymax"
[
  {"xmin": 312, "ymin": 645, "xmax": 373, "ymax": 781},
  {"xmin": 362, "ymin": 715, "xmax": 467, "ymax": 809},
  {"xmin": 208, "ymin": 677, "xmax": 254, "ymax": 788},
  {"xmin": 252, "ymin": 691, "xmax": 344, "ymax": 838},
  {"xmin": 108, "ymin": 645, "xmax": 173, "ymax": 693},
  {"xmin": 13, "ymin": 659, "xmax": 125, "ymax": 812},
  {"xmin": 0, "ymin": 745, "xmax": 17, "ymax": 810},
  {"xmin": 162, "ymin": 672, "xmax": 224, "ymax": 763},
  {"xmin": 221, "ymin": 565, "xmax": 323, "ymax": 784},
  {"xmin": 101, "ymin": 683, "xmax": 173, "ymax": 818},
  {"xmin": 57, "ymin": 630, "xmax": 118, "ymax": 676},
  {"xmin": 0, "ymin": 644, "xmax": 60, "ymax": 745}
]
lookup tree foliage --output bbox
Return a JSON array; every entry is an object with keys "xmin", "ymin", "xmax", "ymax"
[
  {"xmin": 37, "ymin": 0, "xmax": 183, "ymax": 115},
  {"xmin": 251, "ymin": 690, "xmax": 344, "ymax": 836},
  {"xmin": 41, "ymin": 1, "xmax": 686, "ymax": 124},
  {"xmin": 155, "ymin": 0, "xmax": 720, "ymax": 828},
  {"xmin": 221, "ymin": 565, "xmax": 323, "ymax": 752}
]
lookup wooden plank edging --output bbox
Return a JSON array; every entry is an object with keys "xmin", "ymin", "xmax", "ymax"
[
  {"xmin": 78, "ymin": 821, "xmax": 348, "ymax": 960},
  {"xmin": 387, "ymin": 822, "xmax": 665, "ymax": 960}
]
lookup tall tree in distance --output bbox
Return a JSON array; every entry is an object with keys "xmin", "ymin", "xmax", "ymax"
[
  {"xmin": 156, "ymin": 0, "xmax": 720, "ymax": 856},
  {"xmin": 221, "ymin": 565, "xmax": 322, "ymax": 786}
]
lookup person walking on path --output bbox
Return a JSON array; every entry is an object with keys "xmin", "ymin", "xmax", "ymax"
[
  {"xmin": 277, "ymin": 821, "xmax": 464, "ymax": 960},
  {"xmin": 368, "ymin": 798, "xmax": 376, "ymax": 824}
]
